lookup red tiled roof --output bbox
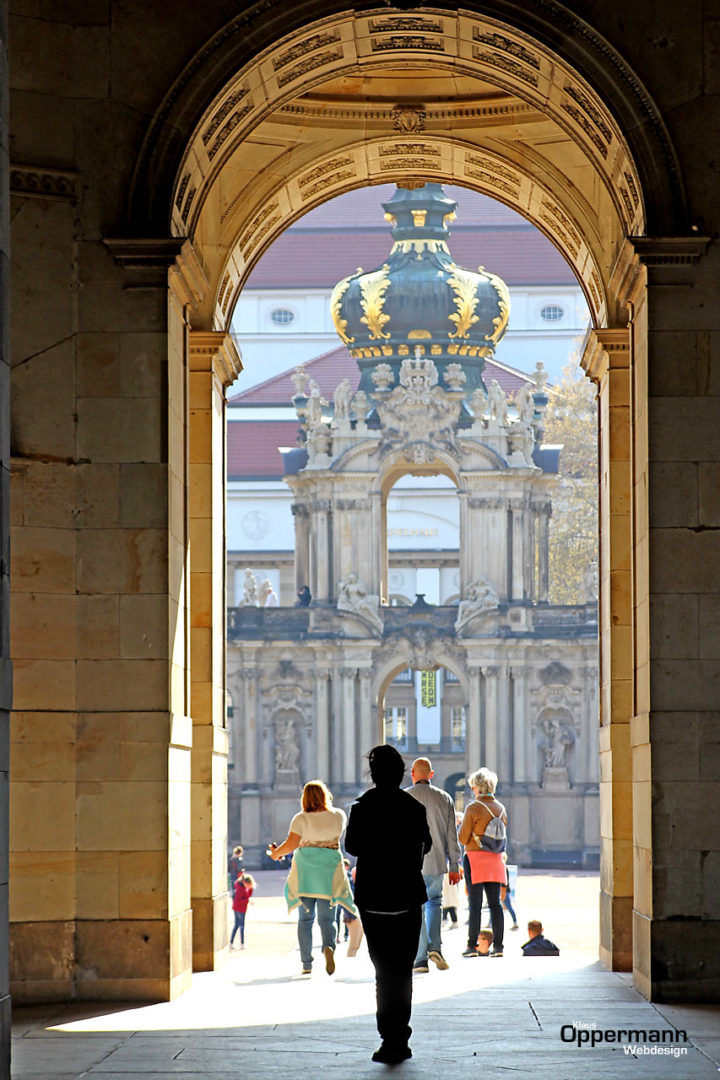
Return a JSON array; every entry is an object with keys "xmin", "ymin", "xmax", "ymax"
[
  {"xmin": 244, "ymin": 229, "xmax": 573, "ymax": 288},
  {"xmin": 227, "ymin": 421, "xmax": 301, "ymax": 479},
  {"xmin": 229, "ymin": 346, "xmax": 533, "ymax": 406},
  {"xmin": 244, "ymin": 184, "xmax": 574, "ymax": 289},
  {"xmin": 284, "ymin": 184, "xmax": 530, "ymax": 229}
]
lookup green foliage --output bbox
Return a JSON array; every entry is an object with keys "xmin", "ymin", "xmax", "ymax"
[{"xmin": 543, "ymin": 362, "xmax": 598, "ymax": 605}]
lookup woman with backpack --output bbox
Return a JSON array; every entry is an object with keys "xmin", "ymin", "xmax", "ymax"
[{"xmin": 458, "ymin": 767, "xmax": 508, "ymax": 958}]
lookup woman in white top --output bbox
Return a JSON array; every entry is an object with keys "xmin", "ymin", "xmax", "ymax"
[{"xmin": 269, "ymin": 780, "xmax": 355, "ymax": 975}]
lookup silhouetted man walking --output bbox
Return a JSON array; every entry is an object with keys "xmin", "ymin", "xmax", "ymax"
[{"xmin": 345, "ymin": 745, "xmax": 432, "ymax": 1065}]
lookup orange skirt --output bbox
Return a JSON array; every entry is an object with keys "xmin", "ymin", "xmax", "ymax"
[{"xmin": 466, "ymin": 850, "xmax": 506, "ymax": 885}]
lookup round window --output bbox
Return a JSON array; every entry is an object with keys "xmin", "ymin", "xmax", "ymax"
[
  {"xmin": 269, "ymin": 307, "xmax": 295, "ymax": 326},
  {"xmin": 540, "ymin": 304, "xmax": 565, "ymax": 322}
]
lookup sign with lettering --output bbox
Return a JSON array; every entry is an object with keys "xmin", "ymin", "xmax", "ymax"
[
  {"xmin": 420, "ymin": 669, "xmax": 437, "ymax": 708},
  {"xmin": 387, "ymin": 527, "xmax": 439, "ymax": 537}
]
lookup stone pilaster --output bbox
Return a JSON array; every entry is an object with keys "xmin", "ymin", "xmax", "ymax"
[
  {"xmin": 339, "ymin": 667, "xmax": 357, "ymax": 788},
  {"xmin": 511, "ymin": 667, "xmax": 528, "ymax": 782},
  {"xmin": 188, "ymin": 329, "xmax": 242, "ymax": 972},
  {"xmin": 314, "ymin": 667, "xmax": 331, "ymax": 780},
  {"xmin": 0, "ymin": 6, "xmax": 10, "ymax": 1066},
  {"xmin": 358, "ymin": 669, "xmax": 374, "ymax": 761},
  {"xmin": 481, "ymin": 666, "xmax": 499, "ymax": 770},
  {"xmin": 582, "ymin": 325, "xmax": 633, "ymax": 973}
]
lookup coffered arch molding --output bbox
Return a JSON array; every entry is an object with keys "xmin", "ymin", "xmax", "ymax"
[{"xmin": 128, "ymin": 1, "xmax": 684, "ymax": 251}]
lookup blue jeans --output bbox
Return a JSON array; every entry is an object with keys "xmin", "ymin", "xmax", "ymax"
[
  {"xmin": 297, "ymin": 896, "xmax": 336, "ymax": 966},
  {"xmin": 230, "ymin": 910, "xmax": 246, "ymax": 945},
  {"xmin": 414, "ymin": 873, "xmax": 444, "ymax": 964}
]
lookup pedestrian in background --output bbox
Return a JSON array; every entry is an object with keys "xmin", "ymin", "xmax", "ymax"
[
  {"xmin": 230, "ymin": 872, "xmax": 256, "ymax": 949},
  {"xmin": 407, "ymin": 757, "xmax": 462, "ymax": 974}
]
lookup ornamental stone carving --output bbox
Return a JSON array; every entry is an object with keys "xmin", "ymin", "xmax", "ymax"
[
  {"xmin": 455, "ymin": 580, "xmax": 500, "ymax": 633},
  {"xmin": 337, "ymin": 573, "xmax": 384, "ymax": 633},
  {"xmin": 333, "ymin": 377, "xmax": 353, "ymax": 422},
  {"xmin": 375, "ymin": 351, "xmax": 463, "ymax": 462}
]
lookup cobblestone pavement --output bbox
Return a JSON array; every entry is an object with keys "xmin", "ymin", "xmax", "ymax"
[{"xmin": 12, "ymin": 871, "xmax": 720, "ymax": 1079}]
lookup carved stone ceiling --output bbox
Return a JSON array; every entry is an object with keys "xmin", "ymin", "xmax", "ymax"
[{"xmin": 177, "ymin": 14, "xmax": 643, "ymax": 333}]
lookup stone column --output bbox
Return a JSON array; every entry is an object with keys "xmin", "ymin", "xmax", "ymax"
[
  {"xmin": 291, "ymin": 503, "xmax": 310, "ymax": 596},
  {"xmin": 310, "ymin": 499, "xmax": 331, "ymax": 603},
  {"xmin": 358, "ymin": 669, "xmax": 374, "ymax": 760},
  {"xmin": 582, "ymin": 325, "xmax": 633, "ymax": 973},
  {"xmin": 465, "ymin": 667, "xmax": 482, "ymax": 768},
  {"xmin": 0, "ymin": 12, "xmax": 9, "ymax": 1061},
  {"xmin": 510, "ymin": 499, "xmax": 525, "ymax": 600},
  {"xmin": 340, "ymin": 667, "xmax": 357, "ymax": 788},
  {"xmin": 188, "ymin": 330, "xmax": 242, "ymax": 971},
  {"xmin": 511, "ymin": 667, "xmax": 528, "ymax": 782},
  {"xmin": 240, "ymin": 670, "xmax": 258, "ymax": 786},
  {"xmin": 481, "ymin": 667, "xmax": 499, "ymax": 771},
  {"xmin": 628, "ymin": 237, "xmax": 719, "ymax": 1002},
  {"xmin": 534, "ymin": 502, "xmax": 551, "ymax": 602},
  {"xmin": 314, "ymin": 667, "xmax": 331, "ymax": 780}
]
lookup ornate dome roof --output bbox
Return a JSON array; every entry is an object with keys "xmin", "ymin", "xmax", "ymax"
[{"xmin": 330, "ymin": 183, "xmax": 510, "ymax": 398}]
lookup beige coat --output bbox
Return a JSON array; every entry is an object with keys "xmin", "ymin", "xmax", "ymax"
[{"xmin": 458, "ymin": 796, "xmax": 507, "ymax": 852}]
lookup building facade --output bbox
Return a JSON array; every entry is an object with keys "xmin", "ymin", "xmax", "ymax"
[{"xmin": 228, "ymin": 185, "xmax": 599, "ymax": 870}]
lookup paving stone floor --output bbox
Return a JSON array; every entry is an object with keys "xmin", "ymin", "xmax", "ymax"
[{"xmin": 12, "ymin": 871, "xmax": 720, "ymax": 1080}]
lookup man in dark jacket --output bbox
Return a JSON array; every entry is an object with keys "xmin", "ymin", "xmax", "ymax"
[
  {"xmin": 345, "ymin": 744, "xmax": 432, "ymax": 1065},
  {"xmin": 522, "ymin": 919, "xmax": 560, "ymax": 956}
]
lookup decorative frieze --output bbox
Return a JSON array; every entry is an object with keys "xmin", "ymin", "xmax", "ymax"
[{"xmin": 10, "ymin": 165, "xmax": 77, "ymax": 201}]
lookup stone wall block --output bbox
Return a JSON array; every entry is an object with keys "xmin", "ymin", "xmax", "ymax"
[
  {"xmin": 120, "ymin": 332, "xmax": 167, "ymax": 399},
  {"xmin": 9, "ymin": 921, "xmax": 74, "ymax": 1001},
  {"xmin": 119, "ymin": 594, "xmax": 169, "ymax": 660},
  {"xmin": 75, "ymin": 464, "xmax": 120, "ymax": 528},
  {"xmin": 649, "ymin": 593, "xmax": 699, "ymax": 658},
  {"xmin": 651, "ymin": 659, "xmax": 720, "ymax": 710},
  {"xmin": 649, "ymin": 398, "xmax": 720, "ymax": 461},
  {"xmin": 18, "ymin": 463, "xmax": 76, "ymax": 528},
  {"xmin": 10, "ymin": 202, "xmax": 74, "ymax": 363},
  {"xmin": 648, "ymin": 463, "xmax": 698, "ymax": 527},
  {"xmin": 76, "ymin": 659, "xmax": 167, "ymax": 711},
  {"xmin": 699, "ymin": 597, "xmax": 720, "ymax": 657},
  {"xmin": 647, "ymin": 331, "xmax": 697, "ymax": 396},
  {"xmin": 119, "ymin": 464, "xmax": 169, "ymax": 529},
  {"xmin": 702, "ymin": 851, "xmax": 720, "ymax": 918},
  {"xmin": 77, "ymin": 595, "xmax": 120, "ymax": 659},
  {"xmin": 649, "ymin": 527, "xmax": 720, "ymax": 592},
  {"xmin": 78, "ymin": 528, "xmax": 167, "ymax": 594},
  {"xmin": 10, "ymin": 592, "xmax": 76, "ymax": 659},
  {"xmin": 9, "ymin": 852, "xmax": 75, "ymax": 921},
  {"xmin": 9, "ymin": 89, "xmax": 74, "ymax": 163},
  {"xmin": 118, "ymin": 851, "xmax": 168, "ymax": 919},
  {"xmin": 77, "ymin": 333, "xmax": 122, "ymax": 398},
  {"xmin": 76, "ymin": 781, "xmax": 167, "ymax": 851},
  {"xmin": 10, "ymin": 525, "xmax": 75, "ymax": 594},
  {"xmin": 11, "ymin": 781, "xmax": 75, "ymax": 852},
  {"xmin": 75, "ymin": 851, "xmax": 120, "ymax": 920},
  {"xmin": 77, "ymin": 398, "xmax": 165, "ymax": 464},
  {"xmin": 9, "ymin": 16, "xmax": 109, "ymax": 98},
  {"xmin": 12, "ymin": 659, "xmax": 75, "ymax": 711},
  {"xmin": 697, "ymin": 462, "xmax": 720, "ymax": 525}
]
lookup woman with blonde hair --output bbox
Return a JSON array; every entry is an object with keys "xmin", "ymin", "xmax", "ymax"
[
  {"xmin": 458, "ymin": 767, "xmax": 508, "ymax": 957},
  {"xmin": 268, "ymin": 780, "xmax": 355, "ymax": 975}
]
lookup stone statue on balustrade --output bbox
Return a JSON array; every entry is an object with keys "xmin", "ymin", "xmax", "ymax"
[
  {"xmin": 241, "ymin": 568, "xmax": 258, "ymax": 606},
  {"xmin": 333, "ymin": 378, "xmax": 353, "ymax": 423},
  {"xmin": 486, "ymin": 379, "xmax": 508, "ymax": 425},
  {"xmin": 337, "ymin": 573, "xmax": 384, "ymax": 634},
  {"xmin": 455, "ymin": 578, "xmax": 500, "ymax": 633}
]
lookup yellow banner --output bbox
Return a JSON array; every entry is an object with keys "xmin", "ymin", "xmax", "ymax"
[{"xmin": 420, "ymin": 669, "xmax": 436, "ymax": 708}]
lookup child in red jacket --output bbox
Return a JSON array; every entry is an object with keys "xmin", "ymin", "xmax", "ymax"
[{"xmin": 231, "ymin": 873, "xmax": 256, "ymax": 949}]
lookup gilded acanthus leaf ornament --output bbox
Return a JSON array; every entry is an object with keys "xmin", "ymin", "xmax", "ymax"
[
  {"xmin": 359, "ymin": 264, "xmax": 392, "ymax": 340},
  {"xmin": 330, "ymin": 276, "xmax": 354, "ymax": 345},
  {"xmin": 447, "ymin": 267, "xmax": 481, "ymax": 339},
  {"xmin": 480, "ymin": 266, "xmax": 511, "ymax": 345}
]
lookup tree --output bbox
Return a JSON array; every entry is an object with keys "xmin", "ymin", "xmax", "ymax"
[{"xmin": 542, "ymin": 361, "xmax": 598, "ymax": 605}]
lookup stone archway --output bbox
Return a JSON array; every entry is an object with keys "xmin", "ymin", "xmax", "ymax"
[
  {"xmin": 8, "ymin": 1, "xmax": 715, "ymax": 1013},
  {"xmin": 126, "ymin": 9, "xmax": 685, "ymax": 996}
]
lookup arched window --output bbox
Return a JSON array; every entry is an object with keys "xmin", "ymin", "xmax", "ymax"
[
  {"xmin": 540, "ymin": 303, "xmax": 565, "ymax": 322},
  {"xmin": 269, "ymin": 306, "xmax": 295, "ymax": 326}
]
